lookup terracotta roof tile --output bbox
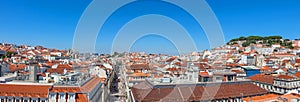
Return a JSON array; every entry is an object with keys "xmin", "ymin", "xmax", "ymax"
[
  {"xmin": 50, "ymin": 76, "xmax": 102, "ymax": 93},
  {"xmin": 132, "ymin": 81, "xmax": 267, "ymax": 101},
  {"xmin": 9, "ymin": 64, "xmax": 27, "ymax": 72},
  {"xmin": 276, "ymin": 74, "xmax": 294, "ymax": 80},
  {"xmin": 57, "ymin": 64, "xmax": 72, "ymax": 69},
  {"xmin": 250, "ymin": 74, "xmax": 297, "ymax": 84},
  {"xmin": 296, "ymin": 58, "xmax": 300, "ymax": 63},
  {"xmin": 129, "ymin": 73, "xmax": 151, "ymax": 77},
  {"xmin": 166, "ymin": 57, "xmax": 176, "ymax": 62},
  {"xmin": 294, "ymin": 72, "xmax": 300, "ymax": 78},
  {"xmin": 0, "ymin": 84, "xmax": 51, "ymax": 98},
  {"xmin": 199, "ymin": 72, "xmax": 210, "ymax": 77},
  {"xmin": 231, "ymin": 70, "xmax": 245, "ymax": 74},
  {"xmin": 130, "ymin": 63, "xmax": 150, "ymax": 70},
  {"xmin": 243, "ymin": 94, "xmax": 278, "ymax": 102},
  {"xmin": 45, "ymin": 68, "xmax": 67, "ymax": 74},
  {"xmin": 249, "ymin": 74, "xmax": 274, "ymax": 84}
]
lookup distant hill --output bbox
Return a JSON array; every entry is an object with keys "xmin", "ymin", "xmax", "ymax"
[{"xmin": 227, "ymin": 36, "xmax": 294, "ymax": 49}]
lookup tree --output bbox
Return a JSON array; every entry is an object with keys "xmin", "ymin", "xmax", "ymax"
[
  {"xmin": 242, "ymin": 42, "xmax": 251, "ymax": 47},
  {"xmin": 284, "ymin": 39, "xmax": 290, "ymax": 42},
  {"xmin": 248, "ymin": 36, "xmax": 263, "ymax": 40},
  {"xmin": 288, "ymin": 45, "xmax": 294, "ymax": 49},
  {"xmin": 239, "ymin": 36, "xmax": 247, "ymax": 40},
  {"xmin": 5, "ymin": 52, "xmax": 14, "ymax": 58},
  {"xmin": 250, "ymin": 40, "xmax": 257, "ymax": 44},
  {"xmin": 265, "ymin": 36, "xmax": 282, "ymax": 40},
  {"xmin": 238, "ymin": 50, "xmax": 244, "ymax": 53}
]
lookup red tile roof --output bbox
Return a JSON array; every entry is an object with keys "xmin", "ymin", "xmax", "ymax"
[
  {"xmin": 231, "ymin": 70, "xmax": 245, "ymax": 74},
  {"xmin": 294, "ymin": 72, "xmax": 300, "ymax": 78},
  {"xmin": 50, "ymin": 76, "xmax": 102, "ymax": 93},
  {"xmin": 225, "ymin": 63, "xmax": 241, "ymax": 67},
  {"xmin": 276, "ymin": 75, "xmax": 294, "ymax": 80},
  {"xmin": 260, "ymin": 66, "xmax": 273, "ymax": 72},
  {"xmin": 9, "ymin": 64, "xmax": 27, "ymax": 72},
  {"xmin": 193, "ymin": 63, "xmax": 211, "ymax": 70},
  {"xmin": 199, "ymin": 72, "xmax": 210, "ymax": 77},
  {"xmin": 166, "ymin": 57, "xmax": 176, "ymax": 62},
  {"xmin": 45, "ymin": 64, "xmax": 73, "ymax": 74},
  {"xmin": 296, "ymin": 58, "xmax": 300, "ymax": 63},
  {"xmin": 153, "ymin": 74, "xmax": 164, "ymax": 78},
  {"xmin": 130, "ymin": 63, "xmax": 150, "ymax": 70},
  {"xmin": 243, "ymin": 94, "xmax": 278, "ymax": 102},
  {"xmin": 45, "ymin": 68, "xmax": 68, "ymax": 74},
  {"xmin": 174, "ymin": 62, "xmax": 181, "ymax": 66},
  {"xmin": 76, "ymin": 94, "xmax": 88, "ymax": 102},
  {"xmin": 129, "ymin": 73, "xmax": 151, "ymax": 77},
  {"xmin": 249, "ymin": 74, "xmax": 275, "ymax": 84},
  {"xmin": 274, "ymin": 53, "xmax": 296, "ymax": 57},
  {"xmin": 57, "ymin": 64, "xmax": 72, "ymax": 69},
  {"xmin": 0, "ymin": 84, "xmax": 51, "ymax": 98},
  {"xmin": 132, "ymin": 81, "xmax": 268, "ymax": 101},
  {"xmin": 166, "ymin": 68, "xmax": 186, "ymax": 71},
  {"xmin": 250, "ymin": 74, "xmax": 297, "ymax": 84}
]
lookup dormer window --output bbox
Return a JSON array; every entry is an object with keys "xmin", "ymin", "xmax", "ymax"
[
  {"xmin": 0, "ymin": 97, "xmax": 5, "ymax": 102},
  {"xmin": 23, "ymin": 97, "xmax": 29, "ymax": 102},
  {"xmin": 7, "ymin": 97, "xmax": 13, "ymax": 102},
  {"xmin": 68, "ymin": 93, "xmax": 76, "ymax": 102},
  {"xmin": 15, "ymin": 97, "xmax": 20, "ymax": 102},
  {"xmin": 40, "ymin": 98, "xmax": 47, "ymax": 102},
  {"xmin": 49, "ymin": 92, "xmax": 56, "ymax": 101},
  {"xmin": 31, "ymin": 98, "xmax": 39, "ymax": 102}
]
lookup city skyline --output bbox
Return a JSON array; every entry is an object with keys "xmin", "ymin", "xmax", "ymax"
[
  {"xmin": 2, "ymin": 1, "xmax": 300, "ymax": 102},
  {"xmin": 1, "ymin": 0, "xmax": 300, "ymax": 54}
]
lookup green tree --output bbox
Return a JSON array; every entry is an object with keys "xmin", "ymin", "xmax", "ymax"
[
  {"xmin": 242, "ymin": 42, "xmax": 251, "ymax": 47},
  {"xmin": 239, "ymin": 36, "xmax": 247, "ymax": 40},
  {"xmin": 284, "ymin": 39, "xmax": 290, "ymax": 42},
  {"xmin": 248, "ymin": 36, "xmax": 263, "ymax": 40}
]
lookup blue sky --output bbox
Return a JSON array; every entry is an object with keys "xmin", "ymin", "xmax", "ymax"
[{"xmin": 0, "ymin": 0, "xmax": 300, "ymax": 54}]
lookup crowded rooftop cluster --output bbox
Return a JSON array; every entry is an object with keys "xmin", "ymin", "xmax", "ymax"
[
  {"xmin": 1, "ymin": 35, "xmax": 300, "ymax": 102},
  {"xmin": 0, "ymin": 43, "xmax": 113, "ymax": 101},
  {"xmin": 123, "ymin": 36, "xmax": 300, "ymax": 101}
]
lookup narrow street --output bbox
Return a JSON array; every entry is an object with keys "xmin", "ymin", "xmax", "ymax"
[{"xmin": 109, "ymin": 61, "xmax": 127, "ymax": 102}]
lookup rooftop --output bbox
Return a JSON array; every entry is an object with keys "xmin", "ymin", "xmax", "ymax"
[
  {"xmin": 132, "ymin": 80, "xmax": 267, "ymax": 101},
  {"xmin": 0, "ymin": 84, "xmax": 51, "ymax": 98}
]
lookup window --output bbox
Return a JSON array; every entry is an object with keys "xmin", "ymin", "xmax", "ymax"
[
  {"xmin": 51, "ymin": 94, "xmax": 56, "ymax": 99},
  {"xmin": 70, "ymin": 95, "xmax": 74, "ymax": 99},
  {"xmin": 69, "ymin": 94, "xmax": 76, "ymax": 102},
  {"xmin": 60, "ymin": 94, "xmax": 65, "ymax": 100}
]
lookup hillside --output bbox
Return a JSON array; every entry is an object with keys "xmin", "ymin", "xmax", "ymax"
[{"xmin": 227, "ymin": 36, "xmax": 294, "ymax": 49}]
